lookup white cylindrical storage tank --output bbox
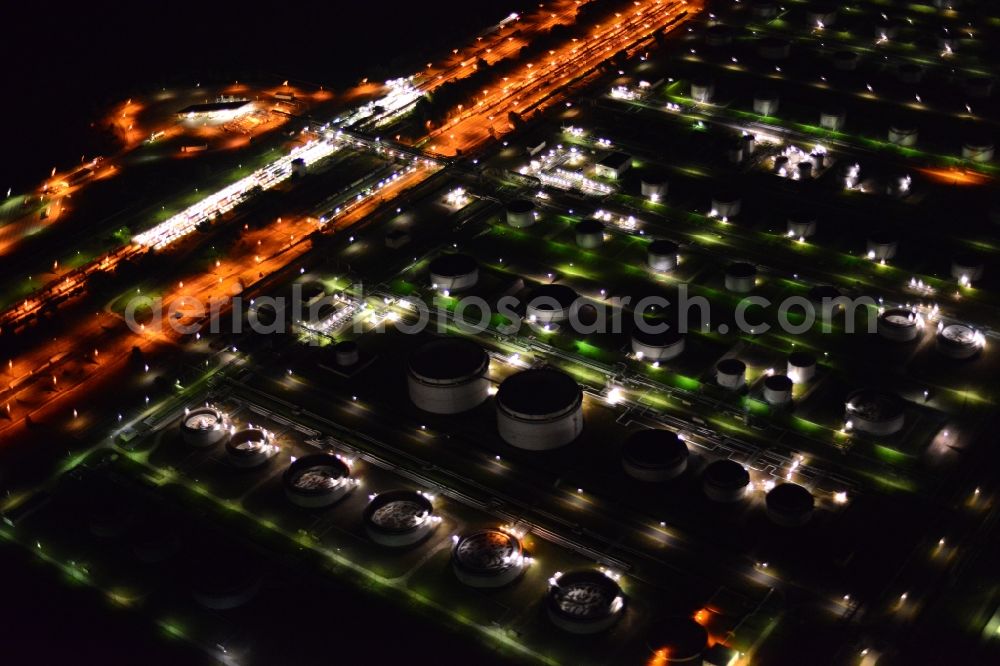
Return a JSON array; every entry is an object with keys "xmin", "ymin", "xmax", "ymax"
[
  {"xmin": 632, "ymin": 326, "xmax": 685, "ymax": 362},
  {"xmin": 766, "ymin": 483, "xmax": 815, "ymax": 527},
  {"xmin": 407, "ymin": 337, "xmax": 490, "ymax": 415},
  {"xmin": 526, "ymin": 283, "xmax": 580, "ymax": 324},
  {"xmin": 897, "ymin": 63, "xmax": 924, "ymax": 84},
  {"xmin": 705, "ymin": 24, "xmax": 733, "ymax": 47},
  {"xmin": 333, "ymin": 340, "xmax": 360, "ymax": 367},
  {"xmin": 787, "ymin": 351, "xmax": 817, "ymax": 384},
  {"xmin": 888, "ymin": 124, "xmax": 918, "ymax": 147},
  {"xmin": 283, "ymin": 454, "xmax": 354, "ymax": 508},
  {"xmin": 877, "ymin": 308, "xmax": 921, "ymax": 342},
  {"xmin": 758, "ymin": 36, "xmax": 791, "ymax": 60},
  {"xmin": 716, "ymin": 358, "xmax": 747, "ymax": 390},
  {"xmin": 951, "ymin": 254, "xmax": 984, "ymax": 284},
  {"xmin": 622, "ymin": 429, "xmax": 689, "ymax": 482},
  {"xmin": 575, "ymin": 219, "xmax": 605, "ymax": 249},
  {"xmin": 702, "ymin": 459, "xmax": 750, "ymax": 502},
  {"xmin": 936, "ymin": 323, "xmax": 983, "ymax": 359},
  {"xmin": 727, "ymin": 140, "xmax": 745, "ymax": 164},
  {"xmin": 845, "ymin": 389, "xmax": 905, "ymax": 436},
  {"xmin": 867, "ymin": 233, "xmax": 898, "ymax": 260},
  {"xmin": 364, "ymin": 490, "xmax": 438, "ymax": 547},
  {"xmin": 820, "ymin": 108, "xmax": 846, "ymax": 131},
  {"xmin": 690, "ymin": 79, "xmax": 715, "ymax": 104},
  {"xmin": 181, "ymin": 407, "xmax": 230, "ymax": 448},
  {"xmin": 725, "ymin": 262, "xmax": 756, "ymax": 293},
  {"xmin": 641, "ymin": 171, "xmax": 668, "ymax": 200},
  {"xmin": 506, "ymin": 199, "xmax": 536, "ymax": 228},
  {"xmin": 742, "ymin": 133, "xmax": 757, "ymax": 157},
  {"xmin": 546, "ymin": 570, "xmax": 625, "ymax": 634},
  {"xmin": 787, "ymin": 214, "xmax": 817, "ymax": 239},
  {"xmin": 226, "ymin": 426, "xmax": 276, "ymax": 468},
  {"xmin": 429, "ymin": 253, "xmax": 479, "ymax": 292},
  {"xmin": 711, "ymin": 192, "xmax": 742, "ymax": 219},
  {"xmin": 832, "ymin": 50, "xmax": 859, "ymax": 71},
  {"xmin": 753, "ymin": 90, "xmax": 779, "ymax": 116},
  {"xmin": 763, "ymin": 374, "xmax": 793, "ymax": 407},
  {"xmin": 647, "ymin": 239, "xmax": 679, "ymax": 272},
  {"xmin": 962, "ymin": 140, "xmax": 994, "ymax": 163},
  {"xmin": 496, "ymin": 368, "xmax": 583, "ymax": 450},
  {"xmin": 964, "ymin": 76, "xmax": 994, "ymax": 99},
  {"xmin": 452, "ymin": 529, "xmax": 526, "ymax": 588}
]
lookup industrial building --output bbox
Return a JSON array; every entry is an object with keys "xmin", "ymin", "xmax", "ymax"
[
  {"xmin": 845, "ymin": 389, "xmax": 906, "ymax": 436},
  {"xmin": 594, "ymin": 152, "xmax": 632, "ymax": 180}
]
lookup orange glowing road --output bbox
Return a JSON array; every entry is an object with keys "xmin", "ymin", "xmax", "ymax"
[
  {"xmin": 918, "ymin": 166, "xmax": 992, "ymax": 186},
  {"xmin": 426, "ymin": 0, "xmax": 699, "ymax": 155}
]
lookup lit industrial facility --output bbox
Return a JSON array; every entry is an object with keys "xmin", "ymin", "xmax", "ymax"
[
  {"xmin": 226, "ymin": 425, "xmax": 278, "ymax": 468},
  {"xmin": 180, "ymin": 406, "xmax": 231, "ymax": 448},
  {"xmin": 283, "ymin": 453, "xmax": 356, "ymax": 508}
]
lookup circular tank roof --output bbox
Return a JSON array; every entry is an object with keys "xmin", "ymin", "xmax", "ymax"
[
  {"xmin": 716, "ymin": 358, "xmax": 747, "ymax": 375},
  {"xmin": 846, "ymin": 389, "xmax": 905, "ymax": 422},
  {"xmin": 648, "ymin": 239, "xmax": 679, "ymax": 256},
  {"xmin": 726, "ymin": 262, "xmax": 756, "ymax": 278},
  {"xmin": 703, "ymin": 459, "xmax": 750, "ymax": 490},
  {"xmin": 283, "ymin": 454, "xmax": 350, "ymax": 496},
  {"xmin": 623, "ymin": 430, "xmax": 688, "ymax": 469},
  {"xmin": 646, "ymin": 617, "xmax": 709, "ymax": 662},
  {"xmin": 766, "ymin": 483, "xmax": 814, "ymax": 514},
  {"xmin": 879, "ymin": 308, "xmax": 917, "ymax": 328},
  {"xmin": 528, "ymin": 284, "xmax": 580, "ymax": 311},
  {"xmin": 939, "ymin": 323, "xmax": 977, "ymax": 345},
  {"xmin": 429, "ymin": 253, "xmax": 478, "ymax": 278},
  {"xmin": 632, "ymin": 323, "xmax": 683, "ymax": 348},
  {"xmin": 507, "ymin": 199, "xmax": 535, "ymax": 213},
  {"xmin": 453, "ymin": 530, "xmax": 522, "ymax": 575},
  {"xmin": 764, "ymin": 375, "xmax": 793, "ymax": 392},
  {"xmin": 577, "ymin": 219, "xmax": 604, "ymax": 235},
  {"xmin": 497, "ymin": 368, "xmax": 582, "ymax": 417},
  {"xmin": 334, "ymin": 339, "xmax": 358, "ymax": 354},
  {"xmin": 408, "ymin": 337, "xmax": 489, "ymax": 384},
  {"xmin": 808, "ymin": 284, "xmax": 842, "ymax": 301},
  {"xmin": 226, "ymin": 427, "xmax": 270, "ymax": 456},
  {"xmin": 364, "ymin": 490, "xmax": 434, "ymax": 534},
  {"xmin": 183, "ymin": 408, "xmax": 223, "ymax": 431},
  {"xmin": 868, "ymin": 231, "xmax": 896, "ymax": 246},
  {"xmin": 547, "ymin": 570, "xmax": 623, "ymax": 623}
]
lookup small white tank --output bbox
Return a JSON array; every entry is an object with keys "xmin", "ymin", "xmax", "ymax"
[
  {"xmin": 763, "ymin": 374, "xmax": 793, "ymax": 407},
  {"xmin": 506, "ymin": 200, "xmax": 536, "ymax": 228},
  {"xmin": 787, "ymin": 351, "xmax": 817, "ymax": 384},
  {"xmin": 888, "ymin": 124, "xmax": 918, "ymax": 147},
  {"xmin": 716, "ymin": 358, "xmax": 747, "ymax": 390},
  {"xmin": 820, "ymin": 109, "xmax": 846, "ymax": 131},
  {"xmin": 647, "ymin": 239, "xmax": 679, "ymax": 272},
  {"xmin": 725, "ymin": 262, "xmax": 756, "ymax": 293},
  {"xmin": 754, "ymin": 91, "xmax": 779, "ymax": 116}
]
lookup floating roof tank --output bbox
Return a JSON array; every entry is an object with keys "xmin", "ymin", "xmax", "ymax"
[
  {"xmin": 181, "ymin": 406, "xmax": 230, "ymax": 448},
  {"xmin": 877, "ymin": 308, "xmax": 921, "ymax": 342},
  {"xmin": 845, "ymin": 389, "xmax": 905, "ymax": 436},
  {"xmin": 429, "ymin": 253, "xmax": 479, "ymax": 292},
  {"xmin": 936, "ymin": 323, "xmax": 983, "ymax": 359},
  {"xmin": 226, "ymin": 426, "xmax": 276, "ymax": 468},
  {"xmin": 364, "ymin": 490, "xmax": 438, "ymax": 547},
  {"xmin": 407, "ymin": 337, "xmax": 490, "ymax": 414},
  {"xmin": 452, "ymin": 529, "xmax": 526, "ymax": 588},
  {"xmin": 283, "ymin": 454, "xmax": 355, "ymax": 508},
  {"xmin": 546, "ymin": 570, "xmax": 625, "ymax": 634},
  {"xmin": 691, "ymin": 79, "xmax": 715, "ymax": 104},
  {"xmin": 496, "ymin": 368, "xmax": 583, "ymax": 450},
  {"xmin": 622, "ymin": 429, "xmax": 689, "ymax": 482}
]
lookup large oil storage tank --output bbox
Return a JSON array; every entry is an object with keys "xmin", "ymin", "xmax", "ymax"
[
  {"xmin": 787, "ymin": 351, "xmax": 817, "ymax": 384},
  {"xmin": 716, "ymin": 358, "xmax": 747, "ymax": 390},
  {"xmin": 845, "ymin": 389, "xmax": 905, "ymax": 436},
  {"xmin": 867, "ymin": 232, "xmax": 898, "ymax": 261},
  {"xmin": 363, "ymin": 490, "xmax": 439, "ymax": 547},
  {"xmin": 888, "ymin": 123, "xmax": 918, "ymax": 147},
  {"xmin": 702, "ymin": 459, "xmax": 750, "ymax": 502},
  {"xmin": 452, "ymin": 529, "xmax": 526, "ymax": 588},
  {"xmin": 622, "ymin": 429, "xmax": 688, "ymax": 482},
  {"xmin": 725, "ymin": 262, "xmax": 757, "ymax": 293},
  {"xmin": 407, "ymin": 337, "xmax": 491, "ymax": 414},
  {"xmin": 283, "ymin": 454, "xmax": 355, "ymax": 508},
  {"xmin": 763, "ymin": 374, "xmax": 793, "ymax": 407},
  {"xmin": 647, "ymin": 239, "xmax": 679, "ymax": 272},
  {"xmin": 546, "ymin": 570, "xmax": 625, "ymax": 634},
  {"xmin": 877, "ymin": 308, "xmax": 921, "ymax": 342},
  {"xmin": 952, "ymin": 254, "xmax": 984, "ymax": 284},
  {"xmin": 181, "ymin": 406, "xmax": 230, "ymax": 448},
  {"xmin": 226, "ymin": 426, "xmax": 277, "ymax": 468},
  {"xmin": 506, "ymin": 199, "xmax": 537, "ymax": 228},
  {"xmin": 526, "ymin": 284, "xmax": 581, "ymax": 324},
  {"xmin": 575, "ymin": 219, "xmax": 605, "ymax": 249},
  {"xmin": 754, "ymin": 90, "xmax": 780, "ymax": 116},
  {"xmin": 496, "ymin": 368, "xmax": 583, "ymax": 450},
  {"xmin": 641, "ymin": 170, "xmax": 669, "ymax": 200},
  {"xmin": 631, "ymin": 325, "xmax": 685, "ymax": 362},
  {"xmin": 766, "ymin": 483, "xmax": 815, "ymax": 527},
  {"xmin": 711, "ymin": 191, "xmax": 742, "ymax": 219},
  {"xmin": 936, "ymin": 323, "xmax": 983, "ymax": 359},
  {"xmin": 429, "ymin": 253, "xmax": 479, "ymax": 292},
  {"xmin": 787, "ymin": 214, "xmax": 817, "ymax": 239}
]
